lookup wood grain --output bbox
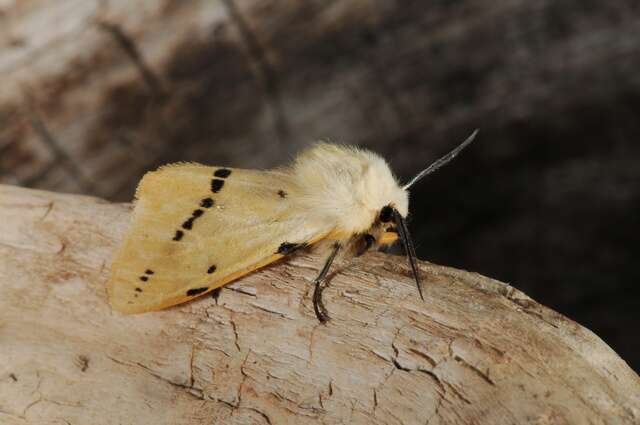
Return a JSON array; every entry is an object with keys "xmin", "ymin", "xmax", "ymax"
[{"xmin": 0, "ymin": 184, "xmax": 638, "ymax": 425}]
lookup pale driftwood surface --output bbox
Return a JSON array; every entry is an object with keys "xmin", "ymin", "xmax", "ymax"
[{"xmin": 0, "ymin": 184, "xmax": 639, "ymax": 425}]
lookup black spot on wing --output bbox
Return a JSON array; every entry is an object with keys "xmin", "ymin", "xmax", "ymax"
[
  {"xmin": 277, "ymin": 242, "xmax": 307, "ymax": 255},
  {"xmin": 180, "ymin": 208, "xmax": 206, "ymax": 232},
  {"xmin": 135, "ymin": 287, "xmax": 142, "ymax": 292},
  {"xmin": 173, "ymin": 230, "xmax": 184, "ymax": 241},
  {"xmin": 214, "ymin": 168, "xmax": 232, "ymax": 178},
  {"xmin": 211, "ymin": 179, "xmax": 224, "ymax": 193},
  {"xmin": 187, "ymin": 287, "xmax": 209, "ymax": 296},
  {"xmin": 207, "ymin": 265, "xmax": 217, "ymax": 274},
  {"xmin": 139, "ymin": 276, "xmax": 148, "ymax": 282},
  {"xmin": 145, "ymin": 269, "xmax": 154, "ymax": 275},
  {"xmin": 277, "ymin": 189, "xmax": 287, "ymax": 198},
  {"xmin": 200, "ymin": 198, "xmax": 214, "ymax": 208}
]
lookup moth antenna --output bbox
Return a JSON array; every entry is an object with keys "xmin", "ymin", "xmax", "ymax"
[
  {"xmin": 312, "ymin": 243, "xmax": 341, "ymax": 323},
  {"xmin": 393, "ymin": 209, "xmax": 424, "ymax": 301},
  {"xmin": 402, "ymin": 129, "xmax": 479, "ymax": 190}
]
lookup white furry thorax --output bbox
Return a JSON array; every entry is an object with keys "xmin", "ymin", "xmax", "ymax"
[{"xmin": 288, "ymin": 143, "xmax": 408, "ymax": 235}]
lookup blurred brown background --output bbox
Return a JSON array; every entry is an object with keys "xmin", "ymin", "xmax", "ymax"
[{"xmin": 1, "ymin": 1, "xmax": 638, "ymax": 371}]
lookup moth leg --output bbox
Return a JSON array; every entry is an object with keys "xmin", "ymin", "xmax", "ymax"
[
  {"xmin": 355, "ymin": 234, "xmax": 376, "ymax": 257},
  {"xmin": 312, "ymin": 243, "xmax": 341, "ymax": 323}
]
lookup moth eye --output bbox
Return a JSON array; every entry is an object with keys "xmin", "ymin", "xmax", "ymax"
[{"xmin": 379, "ymin": 206, "xmax": 394, "ymax": 223}]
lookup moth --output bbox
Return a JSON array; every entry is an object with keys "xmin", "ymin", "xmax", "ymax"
[{"xmin": 108, "ymin": 131, "xmax": 477, "ymax": 322}]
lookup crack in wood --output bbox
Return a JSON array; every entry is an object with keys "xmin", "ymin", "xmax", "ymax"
[
  {"xmin": 246, "ymin": 407, "xmax": 273, "ymax": 425},
  {"xmin": 188, "ymin": 344, "xmax": 196, "ymax": 388},
  {"xmin": 453, "ymin": 355, "xmax": 495, "ymax": 386},
  {"xmin": 106, "ymin": 355, "xmax": 204, "ymax": 400},
  {"xmin": 234, "ymin": 350, "xmax": 252, "ymax": 408},
  {"xmin": 229, "ymin": 314, "xmax": 242, "ymax": 352},
  {"xmin": 409, "ymin": 347, "xmax": 438, "ymax": 368},
  {"xmin": 442, "ymin": 381, "xmax": 472, "ymax": 405},
  {"xmin": 250, "ymin": 302, "xmax": 291, "ymax": 319}
]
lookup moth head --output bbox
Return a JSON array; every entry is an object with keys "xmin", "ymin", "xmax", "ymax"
[
  {"xmin": 360, "ymin": 130, "xmax": 478, "ymax": 300},
  {"xmin": 363, "ymin": 129, "xmax": 479, "ymax": 242},
  {"xmin": 365, "ymin": 129, "xmax": 478, "ymax": 231}
]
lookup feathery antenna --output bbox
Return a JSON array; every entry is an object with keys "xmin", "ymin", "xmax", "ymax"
[{"xmin": 402, "ymin": 129, "xmax": 478, "ymax": 190}]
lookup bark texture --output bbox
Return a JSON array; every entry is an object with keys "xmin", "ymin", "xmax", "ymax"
[{"xmin": 1, "ymin": 184, "xmax": 638, "ymax": 425}]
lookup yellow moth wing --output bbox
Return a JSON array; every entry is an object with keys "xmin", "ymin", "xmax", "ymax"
[{"xmin": 108, "ymin": 164, "xmax": 332, "ymax": 314}]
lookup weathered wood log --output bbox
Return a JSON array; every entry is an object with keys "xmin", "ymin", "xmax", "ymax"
[
  {"xmin": 1, "ymin": 184, "xmax": 638, "ymax": 425},
  {"xmin": 3, "ymin": 0, "xmax": 640, "ymax": 373}
]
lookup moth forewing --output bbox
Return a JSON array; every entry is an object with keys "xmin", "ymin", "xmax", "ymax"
[{"xmin": 108, "ymin": 164, "xmax": 332, "ymax": 314}]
